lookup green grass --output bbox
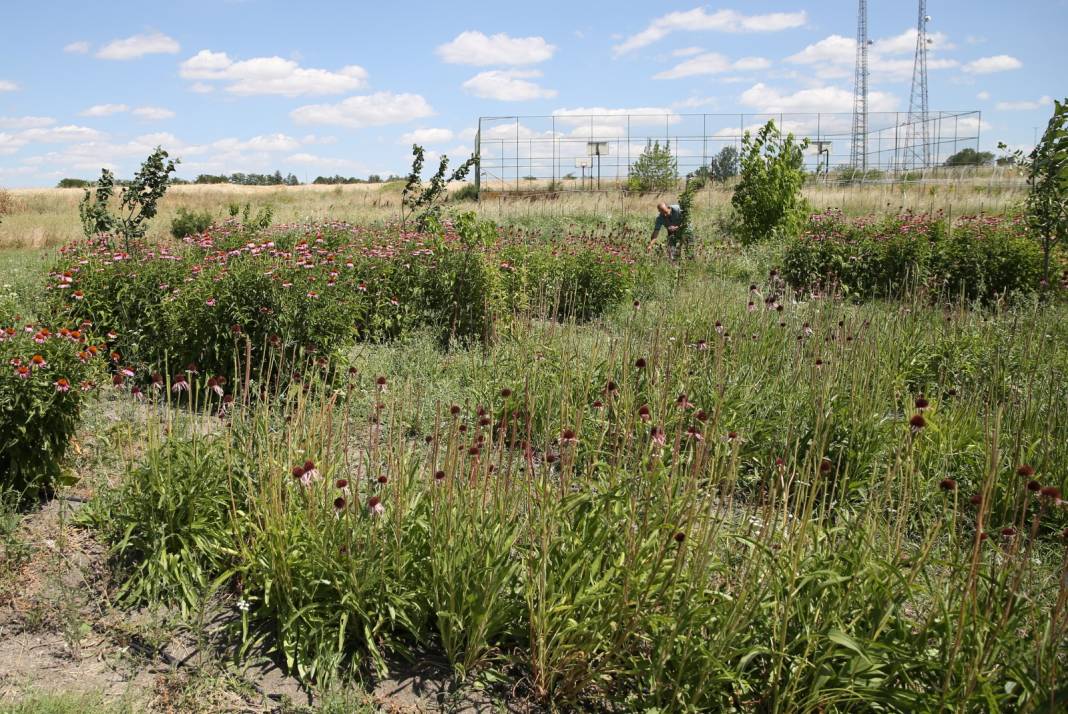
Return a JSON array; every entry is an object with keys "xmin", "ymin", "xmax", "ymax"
[{"xmin": 0, "ymin": 693, "xmax": 135, "ymax": 714}]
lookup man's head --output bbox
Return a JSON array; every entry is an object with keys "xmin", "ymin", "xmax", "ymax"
[{"xmin": 657, "ymin": 202, "xmax": 670, "ymax": 217}]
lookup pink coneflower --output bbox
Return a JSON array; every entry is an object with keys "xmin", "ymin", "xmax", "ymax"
[
  {"xmin": 335, "ymin": 478, "xmax": 349, "ymax": 490},
  {"xmin": 909, "ymin": 414, "xmax": 926, "ymax": 431},
  {"xmin": 434, "ymin": 470, "xmax": 446, "ymax": 483},
  {"xmin": 560, "ymin": 428, "xmax": 578, "ymax": 445},
  {"xmin": 650, "ymin": 426, "xmax": 666, "ymax": 447},
  {"xmin": 207, "ymin": 377, "xmax": 224, "ymax": 396},
  {"xmin": 1040, "ymin": 486, "xmax": 1062, "ymax": 500},
  {"xmin": 205, "ymin": 298, "xmax": 217, "ymax": 307},
  {"xmin": 151, "ymin": 373, "xmax": 164, "ymax": 390},
  {"xmin": 1026, "ymin": 480, "xmax": 1041, "ymax": 493},
  {"xmin": 449, "ymin": 404, "xmax": 461, "ymax": 416},
  {"xmin": 686, "ymin": 426, "xmax": 704, "ymax": 441},
  {"xmin": 367, "ymin": 495, "xmax": 384, "ymax": 516},
  {"xmin": 131, "ymin": 386, "xmax": 144, "ymax": 401},
  {"xmin": 592, "ymin": 399, "xmax": 604, "ymax": 410},
  {"xmin": 54, "ymin": 377, "xmax": 71, "ymax": 392},
  {"xmin": 30, "ymin": 354, "xmax": 46, "ymax": 369},
  {"xmin": 377, "ymin": 475, "xmax": 388, "ymax": 484},
  {"xmin": 291, "ymin": 466, "xmax": 304, "ymax": 481},
  {"xmin": 73, "ymin": 290, "xmax": 84, "ymax": 300},
  {"xmin": 915, "ymin": 396, "xmax": 929, "ymax": 410},
  {"xmin": 500, "ymin": 387, "xmax": 512, "ymax": 398},
  {"xmin": 375, "ymin": 375, "xmax": 387, "ymax": 390},
  {"xmin": 172, "ymin": 374, "xmax": 189, "ymax": 392},
  {"xmin": 939, "ymin": 478, "xmax": 957, "ymax": 492},
  {"xmin": 302, "ymin": 460, "xmax": 319, "ymax": 481},
  {"xmin": 969, "ymin": 494, "xmax": 982, "ymax": 506},
  {"xmin": 79, "ymin": 380, "xmax": 94, "ymax": 391},
  {"xmin": 637, "ymin": 404, "xmax": 651, "ymax": 422},
  {"xmin": 1016, "ymin": 464, "xmax": 1035, "ymax": 478},
  {"xmin": 635, "ymin": 357, "xmax": 647, "ymax": 369},
  {"xmin": 673, "ymin": 532, "xmax": 685, "ymax": 543},
  {"xmin": 333, "ymin": 496, "xmax": 347, "ymax": 513},
  {"xmin": 676, "ymin": 393, "xmax": 693, "ymax": 409},
  {"xmin": 1001, "ymin": 527, "xmax": 1017, "ymax": 538},
  {"xmin": 112, "ymin": 373, "xmax": 125, "ymax": 387},
  {"xmin": 819, "ymin": 458, "xmax": 833, "ymax": 474},
  {"xmin": 121, "ymin": 366, "xmax": 135, "ymax": 378}
]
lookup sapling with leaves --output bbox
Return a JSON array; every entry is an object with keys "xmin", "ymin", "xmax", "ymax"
[
  {"xmin": 1005, "ymin": 98, "xmax": 1068, "ymax": 282},
  {"xmin": 79, "ymin": 147, "xmax": 178, "ymax": 252},
  {"xmin": 401, "ymin": 144, "xmax": 477, "ymax": 232}
]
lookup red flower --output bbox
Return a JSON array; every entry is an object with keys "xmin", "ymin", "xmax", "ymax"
[
  {"xmin": 939, "ymin": 478, "xmax": 957, "ymax": 492},
  {"xmin": 1016, "ymin": 464, "xmax": 1035, "ymax": 478}
]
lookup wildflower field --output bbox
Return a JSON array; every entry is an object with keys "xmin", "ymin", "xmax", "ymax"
[{"xmin": 1, "ymin": 182, "xmax": 1068, "ymax": 712}]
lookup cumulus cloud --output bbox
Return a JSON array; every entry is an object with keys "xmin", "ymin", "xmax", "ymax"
[
  {"xmin": 787, "ymin": 29, "xmax": 958, "ymax": 83},
  {"xmin": 399, "ymin": 128, "xmax": 455, "ymax": 145},
  {"xmin": 436, "ymin": 31, "xmax": 556, "ymax": 66},
  {"xmin": 462, "ymin": 70, "xmax": 556, "ymax": 101},
  {"xmin": 654, "ymin": 53, "xmax": 770, "ymax": 79},
  {"xmin": 739, "ymin": 83, "xmax": 898, "ymax": 114},
  {"xmin": 64, "ymin": 41, "xmax": 90, "ymax": 54},
  {"xmin": 212, "ymin": 133, "xmax": 301, "ymax": 152},
  {"xmin": 962, "ymin": 55, "xmax": 1022, "ymax": 74},
  {"xmin": 20, "ymin": 125, "xmax": 105, "ymax": 143},
  {"xmin": 0, "ymin": 80, "xmax": 18, "ymax": 92},
  {"xmin": 80, "ymin": 103, "xmax": 129, "ymax": 117},
  {"xmin": 291, "ymin": 92, "xmax": 434, "ymax": 128},
  {"xmin": 0, "ymin": 116, "xmax": 55, "ymax": 130},
  {"xmin": 552, "ymin": 107, "xmax": 679, "ymax": 125},
  {"xmin": 180, "ymin": 50, "xmax": 368, "ymax": 96},
  {"xmin": 672, "ymin": 47, "xmax": 705, "ymax": 58},
  {"xmin": 976, "ymin": 91, "xmax": 991, "ymax": 101},
  {"xmin": 614, "ymin": 8, "xmax": 806, "ymax": 56},
  {"xmin": 96, "ymin": 32, "xmax": 180, "ymax": 60},
  {"xmin": 132, "ymin": 106, "xmax": 175, "ymax": 120},
  {"xmin": 996, "ymin": 96, "xmax": 1052, "ymax": 111}
]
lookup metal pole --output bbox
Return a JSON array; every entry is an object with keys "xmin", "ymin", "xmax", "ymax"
[
  {"xmin": 474, "ymin": 117, "xmax": 481, "ymax": 200},
  {"xmin": 515, "ymin": 116, "xmax": 520, "ymax": 192}
]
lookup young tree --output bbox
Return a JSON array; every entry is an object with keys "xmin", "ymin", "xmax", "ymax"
[
  {"xmin": 730, "ymin": 121, "xmax": 810, "ymax": 245},
  {"xmin": 627, "ymin": 140, "xmax": 677, "ymax": 192},
  {"xmin": 1016, "ymin": 99, "xmax": 1068, "ymax": 281},
  {"xmin": 944, "ymin": 148, "xmax": 995, "ymax": 167},
  {"xmin": 710, "ymin": 145, "xmax": 740, "ymax": 181},
  {"xmin": 79, "ymin": 147, "xmax": 178, "ymax": 252},
  {"xmin": 401, "ymin": 144, "xmax": 477, "ymax": 231}
]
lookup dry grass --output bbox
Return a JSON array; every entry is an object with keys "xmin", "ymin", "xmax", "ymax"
[{"xmin": 0, "ymin": 176, "xmax": 1026, "ymax": 251}]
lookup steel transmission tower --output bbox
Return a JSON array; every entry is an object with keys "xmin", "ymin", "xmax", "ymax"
[
  {"xmin": 850, "ymin": 0, "xmax": 870, "ymax": 173},
  {"xmin": 905, "ymin": 2, "xmax": 932, "ymax": 171}
]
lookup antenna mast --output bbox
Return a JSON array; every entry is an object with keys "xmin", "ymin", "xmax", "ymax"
[
  {"xmin": 850, "ymin": 0, "xmax": 870, "ymax": 173},
  {"xmin": 905, "ymin": 1, "xmax": 932, "ymax": 171}
]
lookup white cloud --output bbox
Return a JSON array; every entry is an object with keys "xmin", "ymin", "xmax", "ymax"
[
  {"xmin": 0, "ymin": 80, "xmax": 18, "ymax": 92},
  {"xmin": 740, "ymin": 83, "xmax": 898, "ymax": 114},
  {"xmin": 64, "ymin": 41, "xmax": 90, "ymax": 54},
  {"xmin": 180, "ymin": 50, "xmax": 368, "ymax": 96},
  {"xmin": 654, "ymin": 53, "xmax": 770, "ymax": 80},
  {"xmin": 20, "ymin": 125, "xmax": 105, "ymax": 143},
  {"xmin": 80, "ymin": 103, "xmax": 129, "ymax": 117},
  {"xmin": 291, "ymin": 92, "xmax": 434, "ymax": 128},
  {"xmin": 976, "ymin": 91, "xmax": 991, "ymax": 101},
  {"xmin": 436, "ymin": 31, "xmax": 556, "ymax": 66},
  {"xmin": 189, "ymin": 82, "xmax": 214, "ymax": 94},
  {"xmin": 672, "ymin": 47, "xmax": 704, "ymax": 58},
  {"xmin": 212, "ymin": 134, "xmax": 302, "ymax": 153},
  {"xmin": 399, "ymin": 128, "xmax": 455, "ymax": 145},
  {"xmin": 0, "ymin": 116, "xmax": 55, "ymax": 130},
  {"xmin": 614, "ymin": 9, "xmax": 807, "ymax": 56},
  {"xmin": 462, "ymin": 70, "xmax": 556, "ymax": 101},
  {"xmin": 962, "ymin": 55, "xmax": 1022, "ymax": 74},
  {"xmin": 787, "ymin": 29, "xmax": 957, "ymax": 83},
  {"xmin": 996, "ymin": 96, "xmax": 1052, "ymax": 111},
  {"xmin": 132, "ymin": 106, "xmax": 175, "ymax": 120},
  {"xmin": 552, "ymin": 107, "xmax": 680, "ymax": 125},
  {"xmin": 284, "ymin": 152, "xmax": 362, "ymax": 170},
  {"xmin": 96, "ymin": 32, "xmax": 180, "ymax": 60}
]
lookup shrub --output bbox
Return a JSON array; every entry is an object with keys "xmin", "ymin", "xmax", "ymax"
[
  {"xmin": 781, "ymin": 211, "xmax": 1043, "ymax": 302},
  {"xmin": 626, "ymin": 141, "xmax": 677, "ymax": 192},
  {"xmin": 0, "ymin": 320, "xmax": 104, "ymax": 500},
  {"xmin": 79, "ymin": 147, "xmax": 178, "ymax": 251},
  {"xmin": 170, "ymin": 207, "xmax": 213, "ymax": 238},
  {"xmin": 450, "ymin": 183, "xmax": 479, "ymax": 202},
  {"xmin": 731, "ymin": 121, "xmax": 810, "ymax": 245}
]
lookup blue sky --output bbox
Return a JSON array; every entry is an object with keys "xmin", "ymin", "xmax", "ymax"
[{"xmin": 1, "ymin": 0, "xmax": 1065, "ymax": 186}]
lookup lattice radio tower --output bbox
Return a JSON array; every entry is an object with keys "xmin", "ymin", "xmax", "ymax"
[
  {"xmin": 850, "ymin": 0, "xmax": 870, "ymax": 172},
  {"xmin": 905, "ymin": 1, "xmax": 932, "ymax": 170}
]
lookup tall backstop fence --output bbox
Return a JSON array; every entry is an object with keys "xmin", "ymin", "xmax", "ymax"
[{"xmin": 474, "ymin": 111, "xmax": 983, "ymax": 195}]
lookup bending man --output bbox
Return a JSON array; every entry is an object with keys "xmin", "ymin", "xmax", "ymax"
[{"xmin": 648, "ymin": 201, "xmax": 686, "ymax": 261}]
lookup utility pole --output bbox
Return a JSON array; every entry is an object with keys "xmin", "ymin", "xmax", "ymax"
[{"xmin": 905, "ymin": 1, "xmax": 932, "ymax": 171}]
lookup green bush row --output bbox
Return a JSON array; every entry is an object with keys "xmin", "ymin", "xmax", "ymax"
[{"xmin": 781, "ymin": 211, "xmax": 1044, "ymax": 302}]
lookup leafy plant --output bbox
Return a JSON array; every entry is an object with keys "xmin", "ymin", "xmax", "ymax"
[
  {"xmin": 731, "ymin": 121, "xmax": 810, "ymax": 245},
  {"xmin": 170, "ymin": 207, "xmax": 213, "ymax": 239},
  {"xmin": 1015, "ymin": 98, "xmax": 1068, "ymax": 281},
  {"xmin": 401, "ymin": 144, "xmax": 476, "ymax": 231},
  {"xmin": 626, "ymin": 140, "xmax": 677, "ymax": 192},
  {"xmin": 0, "ymin": 320, "xmax": 104, "ymax": 501},
  {"xmin": 697, "ymin": 145, "xmax": 739, "ymax": 182},
  {"xmin": 78, "ymin": 147, "xmax": 178, "ymax": 252}
]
